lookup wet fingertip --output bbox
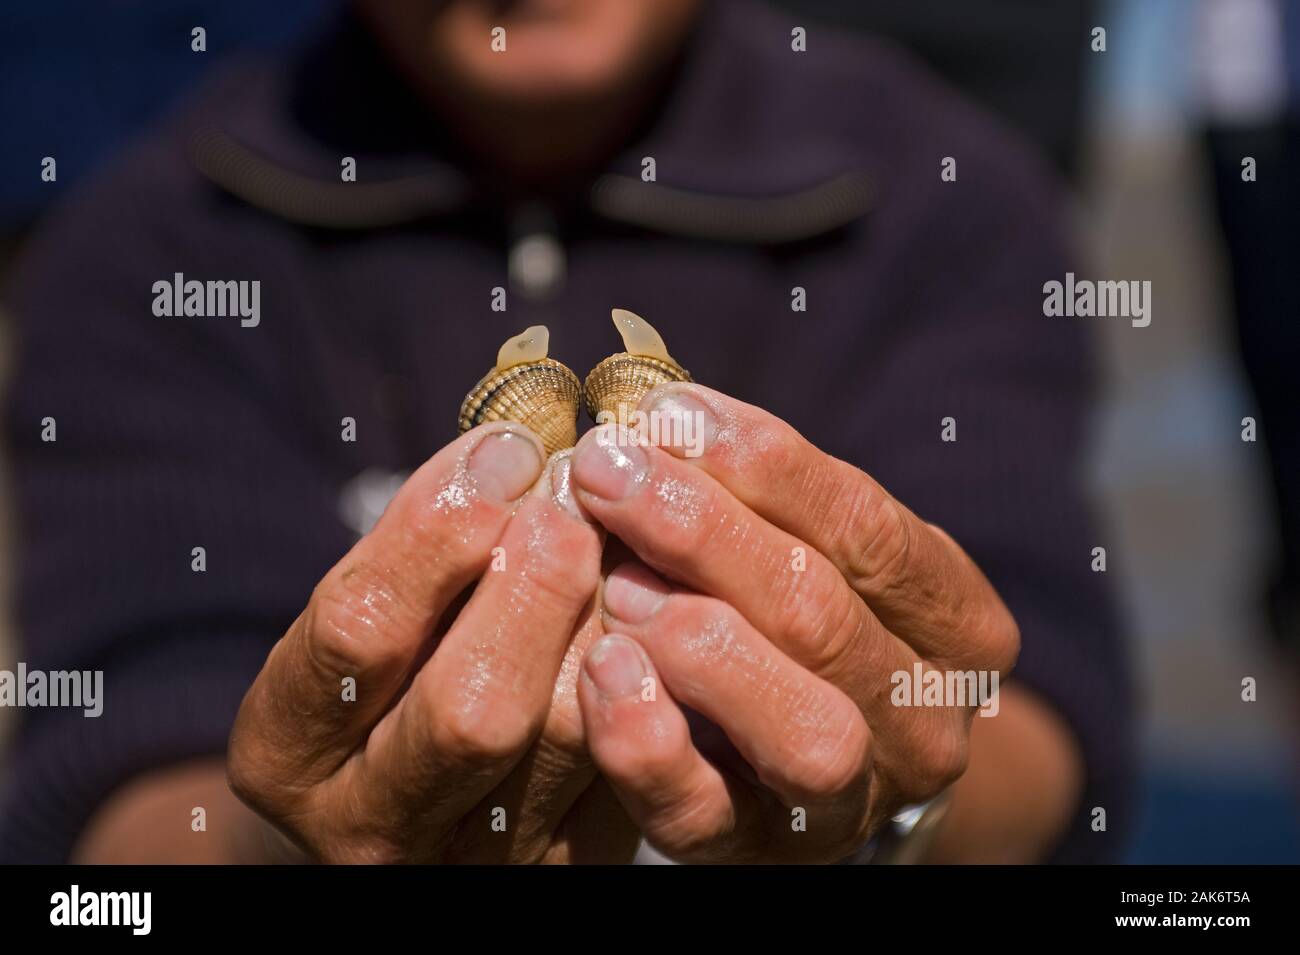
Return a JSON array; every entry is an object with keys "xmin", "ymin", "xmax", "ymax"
[
  {"xmin": 641, "ymin": 384, "xmax": 717, "ymax": 459},
  {"xmin": 602, "ymin": 562, "xmax": 671, "ymax": 624},
  {"xmin": 571, "ymin": 424, "xmax": 649, "ymax": 501},
  {"xmin": 464, "ymin": 423, "xmax": 545, "ymax": 502},
  {"xmin": 584, "ymin": 633, "xmax": 652, "ymax": 701}
]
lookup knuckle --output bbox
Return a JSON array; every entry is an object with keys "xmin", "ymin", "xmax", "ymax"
[
  {"xmin": 225, "ymin": 743, "xmax": 263, "ymax": 809},
  {"xmin": 985, "ymin": 601, "xmax": 1021, "ymax": 675},
  {"xmin": 931, "ymin": 525, "xmax": 1021, "ymax": 673},
  {"xmin": 755, "ymin": 428, "xmax": 804, "ymax": 479},
  {"xmin": 843, "ymin": 485, "xmax": 913, "ymax": 595},
  {"xmin": 307, "ymin": 566, "xmax": 411, "ymax": 678},
  {"xmin": 769, "ymin": 564, "xmax": 859, "ymax": 671},
  {"xmin": 606, "ymin": 718, "xmax": 689, "ymax": 786},
  {"xmin": 644, "ymin": 781, "xmax": 729, "ymax": 855},
  {"xmin": 226, "ymin": 734, "xmax": 291, "ymax": 821},
  {"xmin": 226, "ymin": 657, "xmax": 319, "ymax": 817},
  {"xmin": 794, "ymin": 449, "xmax": 848, "ymax": 519},
  {"xmin": 909, "ymin": 722, "xmax": 969, "ymax": 796},
  {"xmin": 227, "ymin": 687, "xmax": 275, "ymax": 798},
  {"xmin": 780, "ymin": 709, "xmax": 871, "ymax": 802},
  {"xmin": 428, "ymin": 697, "xmax": 536, "ymax": 767}
]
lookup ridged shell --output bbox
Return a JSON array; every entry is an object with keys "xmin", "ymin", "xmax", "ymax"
[
  {"xmin": 459, "ymin": 357, "xmax": 581, "ymax": 456},
  {"xmin": 583, "ymin": 353, "xmax": 692, "ymax": 424}
]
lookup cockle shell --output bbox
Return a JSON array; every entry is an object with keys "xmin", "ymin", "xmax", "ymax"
[
  {"xmin": 584, "ymin": 309, "xmax": 691, "ymax": 424},
  {"xmin": 458, "ymin": 326, "xmax": 581, "ymax": 456}
]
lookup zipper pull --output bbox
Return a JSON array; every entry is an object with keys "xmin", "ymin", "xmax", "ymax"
[{"xmin": 508, "ymin": 202, "xmax": 566, "ymax": 303}]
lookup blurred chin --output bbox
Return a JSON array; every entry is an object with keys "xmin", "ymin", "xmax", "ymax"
[
  {"xmin": 427, "ymin": 4, "xmax": 663, "ymax": 104},
  {"xmin": 438, "ymin": 36, "xmax": 639, "ymax": 102}
]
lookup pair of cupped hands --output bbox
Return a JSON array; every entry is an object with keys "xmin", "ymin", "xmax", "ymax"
[{"xmin": 228, "ymin": 383, "xmax": 1020, "ymax": 863}]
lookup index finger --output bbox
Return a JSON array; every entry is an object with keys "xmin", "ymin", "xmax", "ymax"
[
  {"xmin": 230, "ymin": 423, "xmax": 545, "ymax": 794},
  {"xmin": 632, "ymin": 383, "xmax": 1017, "ymax": 670}
]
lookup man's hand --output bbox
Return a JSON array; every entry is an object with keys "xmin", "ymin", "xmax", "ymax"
[
  {"xmin": 227, "ymin": 423, "xmax": 638, "ymax": 863},
  {"xmin": 568, "ymin": 384, "xmax": 1021, "ymax": 863}
]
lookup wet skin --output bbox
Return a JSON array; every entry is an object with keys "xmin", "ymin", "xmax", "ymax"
[{"xmin": 227, "ymin": 383, "xmax": 1019, "ymax": 862}]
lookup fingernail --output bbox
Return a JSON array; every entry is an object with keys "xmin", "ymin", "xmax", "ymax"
[
  {"xmin": 467, "ymin": 430, "xmax": 543, "ymax": 502},
  {"xmin": 649, "ymin": 388, "xmax": 715, "ymax": 458},
  {"xmin": 584, "ymin": 635, "xmax": 650, "ymax": 700},
  {"xmin": 572, "ymin": 424, "xmax": 648, "ymax": 500},
  {"xmin": 603, "ymin": 562, "xmax": 670, "ymax": 623},
  {"xmin": 546, "ymin": 451, "xmax": 591, "ymax": 522}
]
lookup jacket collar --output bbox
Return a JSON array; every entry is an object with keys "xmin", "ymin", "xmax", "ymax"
[{"xmin": 189, "ymin": 0, "xmax": 874, "ymax": 243}]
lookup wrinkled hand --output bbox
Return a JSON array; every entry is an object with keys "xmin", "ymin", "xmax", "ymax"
[
  {"xmin": 228, "ymin": 423, "xmax": 639, "ymax": 863},
  {"xmin": 568, "ymin": 385, "xmax": 1021, "ymax": 863}
]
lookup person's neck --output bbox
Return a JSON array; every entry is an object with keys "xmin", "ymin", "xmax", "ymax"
[{"xmin": 421, "ymin": 62, "xmax": 677, "ymax": 194}]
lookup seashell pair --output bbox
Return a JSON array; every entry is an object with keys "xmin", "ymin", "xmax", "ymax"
[{"xmin": 457, "ymin": 309, "xmax": 692, "ymax": 456}]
